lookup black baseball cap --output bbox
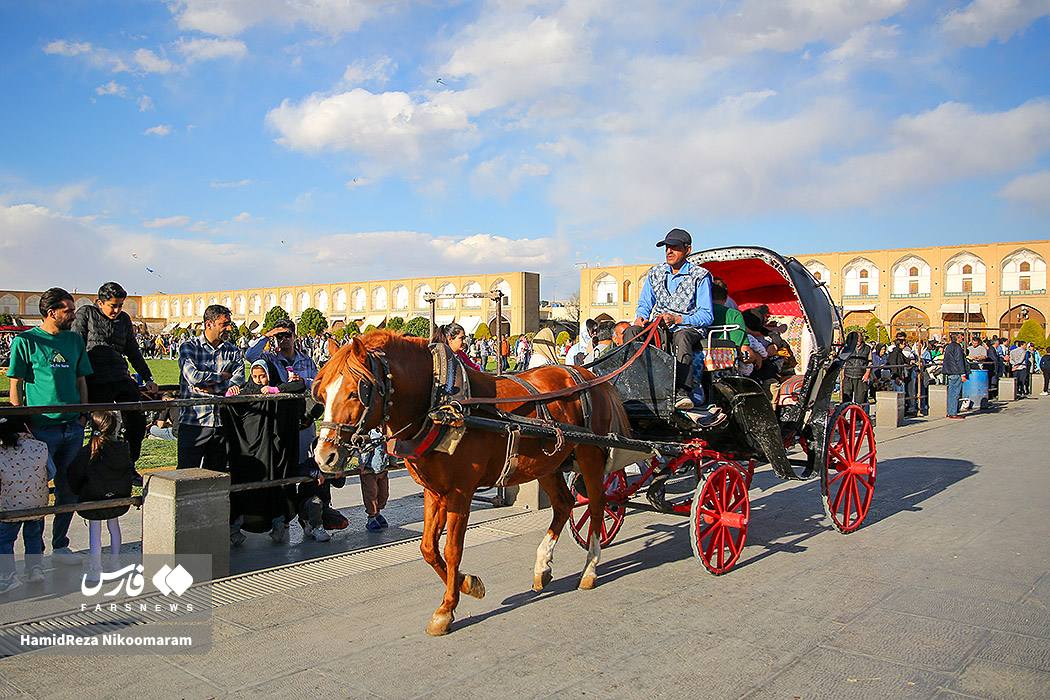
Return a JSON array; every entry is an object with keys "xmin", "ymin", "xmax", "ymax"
[{"xmin": 656, "ymin": 228, "xmax": 691, "ymax": 248}]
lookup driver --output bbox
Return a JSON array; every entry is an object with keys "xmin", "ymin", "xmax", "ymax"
[{"xmin": 631, "ymin": 228, "xmax": 714, "ymax": 409}]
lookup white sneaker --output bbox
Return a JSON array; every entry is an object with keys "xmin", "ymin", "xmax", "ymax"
[
  {"xmin": 1041, "ymin": 391, "xmax": 1048, "ymax": 396},
  {"xmin": 269, "ymin": 523, "xmax": 289, "ymax": 544},
  {"xmin": 674, "ymin": 394, "xmax": 695, "ymax": 410},
  {"xmin": 25, "ymin": 566, "xmax": 45, "ymax": 584},
  {"xmin": 230, "ymin": 529, "xmax": 246, "ymax": 547},
  {"xmin": 309, "ymin": 527, "xmax": 331, "ymax": 542},
  {"xmin": 52, "ymin": 547, "xmax": 82, "ymax": 566}
]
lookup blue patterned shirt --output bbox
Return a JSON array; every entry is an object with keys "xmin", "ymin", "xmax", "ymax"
[{"xmin": 178, "ymin": 335, "xmax": 245, "ymax": 427}]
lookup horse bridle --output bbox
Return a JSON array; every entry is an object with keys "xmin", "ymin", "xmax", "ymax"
[{"xmin": 316, "ymin": 350, "xmax": 395, "ymax": 453}]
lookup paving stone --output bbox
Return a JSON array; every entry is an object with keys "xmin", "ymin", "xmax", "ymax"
[
  {"xmin": 951, "ymin": 659, "xmax": 1050, "ymax": 700},
  {"xmin": 880, "ymin": 589, "xmax": 1050, "ymax": 638},
  {"xmin": 824, "ymin": 609, "xmax": 985, "ymax": 672},
  {"xmin": 751, "ymin": 646, "xmax": 953, "ymax": 700},
  {"xmin": 976, "ymin": 631, "xmax": 1050, "ymax": 672}
]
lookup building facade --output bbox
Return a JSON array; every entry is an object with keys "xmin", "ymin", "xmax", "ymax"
[
  {"xmin": 140, "ymin": 271, "xmax": 541, "ymax": 337},
  {"xmin": 0, "ymin": 290, "xmax": 146, "ymax": 324},
  {"xmin": 578, "ymin": 240, "xmax": 1049, "ymax": 341}
]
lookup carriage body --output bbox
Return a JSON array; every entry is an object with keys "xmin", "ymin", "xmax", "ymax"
[{"xmin": 574, "ymin": 246, "xmax": 877, "ymax": 574}]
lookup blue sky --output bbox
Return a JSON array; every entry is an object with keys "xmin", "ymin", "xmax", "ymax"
[{"xmin": 1, "ymin": 0, "xmax": 1048, "ymax": 300}]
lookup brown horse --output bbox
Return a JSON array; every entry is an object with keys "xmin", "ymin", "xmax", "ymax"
[{"xmin": 311, "ymin": 331, "xmax": 631, "ymax": 636}]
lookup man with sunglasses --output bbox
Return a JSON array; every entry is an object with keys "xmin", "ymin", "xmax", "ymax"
[{"xmin": 245, "ymin": 319, "xmax": 319, "ymax": 462}]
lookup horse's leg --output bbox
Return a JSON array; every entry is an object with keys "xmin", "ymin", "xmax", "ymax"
[
  {"xmin": 575, "ymin": 445, "xmax": 608, "ymax": 590},
  {"xmin": 426, "ymin": 490, "xmax": 481, "ymax": 636},
  {"xmin": 420, "ymin": 488, "xmax": 449, "ymax": 582},
  {"xmin": 420, "ymin": 488, "xmax": 484, "ymax": 599},
  {"xmin": 533, "ymin": 472, "xmax": 574, "ymax": 591}
]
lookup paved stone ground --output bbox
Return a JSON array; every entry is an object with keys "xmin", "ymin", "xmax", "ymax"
[{"xmin": 1, "ymin": 397, "xmax": 1049, "ymax": 699}]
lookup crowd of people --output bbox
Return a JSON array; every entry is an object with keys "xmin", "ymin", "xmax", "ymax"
[
  {"xmin": 0, "ymin": 284, "xmax": 393, "ymax": 592},
  {"xmin": 840, "ymin": 328, "xmax": 1048, "ymax": 418}
]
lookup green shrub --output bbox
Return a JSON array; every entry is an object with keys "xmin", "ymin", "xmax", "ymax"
[{"xmin": 262, "ymin": 306, "xmax": 290, "ymax": 333}]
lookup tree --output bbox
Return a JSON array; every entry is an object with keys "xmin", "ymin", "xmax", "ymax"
[
  {"xmin": 239, "ymin": 323, "xmax": 252, "ymax": 338},
  {"xmin": 0, "ymin": 312, "xmax": 14, "ymax": 326},
  {"xmin": 864, "ymin": 316, "xmax": 889, "ymax": 345},
  {"xmin": 474, "ymin": 323, "xmax": 491, "ymax": 340},
  {"xmin": 403, "ymin": 317, "xmax": 430, "ymax": 337},
  {"xmin": 333, "ymin": 326, "xmax": 348, "ymax": 343},
  {"xmin": 1014, "ymin": 319, "xmax": 1045, "ymax": 345},
  {"xmin": 363, "ymin": 324, "xmax": 377, "ymax": 333},
  {"xmin": 386, "ymin": 316, "xmax": 405, "ymax": 333},
  {"xmin": 262, "ymin": 306, "xmax": 290, "ymax": 333},
  {"xmin": 555, "ymin": 330, "xmax": 571, "ymax": 347},
  {"xmin": 298, "ymin": 307, "xmax": 328, "ymax": 337},
  {"xmin": 844, "ymin": 325, "xmax": 865, "ymax": 340},
  {"xmin": 563, "ymin": 293, "xmax": 581, "ymax": 324}
]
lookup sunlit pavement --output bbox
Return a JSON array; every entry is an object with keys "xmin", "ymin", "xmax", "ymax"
[{"xmin": 2, "ymin": 397, "xmax": 1049, "ymax": 698}]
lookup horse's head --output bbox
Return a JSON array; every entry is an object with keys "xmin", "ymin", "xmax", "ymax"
[{"xmin": 312, "ymin": 335, "xmax": 391, "ymax": 474}]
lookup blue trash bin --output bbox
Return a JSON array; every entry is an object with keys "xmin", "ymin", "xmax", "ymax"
[{"xmin": 964, "ymin": 369, "xmax": 989, "ymax": 404}]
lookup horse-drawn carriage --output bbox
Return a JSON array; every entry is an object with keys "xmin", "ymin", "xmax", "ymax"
[
  {"xmin": 312, "ymin": 245, "xmax": 876, "ymax": 635},
  {"xmin": 564, "ymin": 246, "xmax": 877, "ymax": 574}
]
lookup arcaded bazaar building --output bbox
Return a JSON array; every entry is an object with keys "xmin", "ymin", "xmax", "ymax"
[
  {"xmin": 0, "ymin": 291, "xmax": 144, "ymax": 324},
  {"xmin": 578, "ymin": 240, "xmax": 1049, "ymax": 341},
  {"xmin": 139, "ymin": 272, "xmax": 541, "ymax": 337}
]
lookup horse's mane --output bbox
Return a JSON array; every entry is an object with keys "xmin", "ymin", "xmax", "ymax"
[{"xmin": 313, "ymin": 330, "xmax": 429, "ymax": 399}]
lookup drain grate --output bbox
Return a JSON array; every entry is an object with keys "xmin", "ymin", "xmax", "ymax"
[{"xmin": 0, "ymin": 509, "xmax": 552, "ymax": 657}]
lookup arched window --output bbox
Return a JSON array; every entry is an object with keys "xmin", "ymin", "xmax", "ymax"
[
  {"xmin": 150, "ymin": 301, "xmax": 159, "ymax": 317},
  {"xmin": 843, "ymin": 258, "xmax": 879, "ymax": 297},
  {"xmin": 372, "ymin": 287, "xmax": 388, "ymax": 311},
  {"xmin": 315, "ymin": 290, "xmax": 328, "ymax": 312},
  {"xmin": 265, "ymin": 293, "xmax": 276, "ymax": 311},
  {"xmin": 945, "ymin": 253, "xmax": 986, "ymax": 294},
  {"xmin": 281, "ymin": 293, "xmax": 293, "ymax": 311},
  {"xmin": 805, "ymin": 261, "xmax": 831, "ymax": 285},
  {"xmin": 222, "ymin": 296, "xmax": 232, "ymax": 310},
  {"xmin": 438, "ymin": 283, "xmax": 456, "ymax": 309},
  {"xmin": 891, "ymin": 256, "xmax": 930, "ymax": 296},
  {"xmin": 813, "ymin": 271, "xmax": 822, "ymax": 281},
  {"xmin": 183, "ymin": 298, "xmax": 192, "ymax": 317},
  {"xmin": 250, "ymin": 295, "xmax": 261, "ymax": 314},
  {"xmin": 416, "ymin": 284, "xmax": 433, "ymax": 309},
  {"xmin": 623, "ymin": 280, "xmax": 632, "ymax": 303},
  {"xmin": 351, "ymin": 288, "xmax": 366, "ymax": 312},
  {"xmin": 1002, "ymin": 250, "xmax": 1046, "ymax": 293},
  {"xmin": 463, "ymin": 281, "xmax": 482, "ymax": 308},
  {"xmin": 172, "ymin": 299, "xmax": 181, "ymax": 317},
  {"xmin": 859, "ymin": 269, "xmax": 868, "ymax": 278},
  {"xmin": 333, "ymin": 288, "xmax": 347, "ymax": 311},
  {"xmin": 491, "ymin": 279, "xmax": 511, "ymax": 306},
  {"xmin": 298, "ymin": 292, "xmax": 309, "ymax": 312},
  {"xmin": 592, "ymin": 274, "xmax": 617, "ymax": 305},
  {"xmin": 196, "ymin": 298, "xmax": 205, "ymax": 315},
  {"xmin": 393, "ymin": 285, "xmax": 409, "ymax": 310},
  {"xmin": 160, "ymin": 300, "xmax": 169, "ymax": 318}
]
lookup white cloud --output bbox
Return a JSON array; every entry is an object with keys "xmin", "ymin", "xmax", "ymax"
[
  {"xmin": 699, "ymin": 0, "xmax": 909, "ymax": 56},
  {"xmin": 144, "ymin": 124, "xmax": 172, "ymax": 137},
  {"xmin": 0, "ymin": 199, "xmax": 571, "ymax": 292},
  {"xmin": 0, "ymin": 181, "xmax": 92, "ymax": 213},
  {"xmin": 471, "ymin": 157, "xmax": 550, "ymax": 198},
  {"xmin": 232, "ymin": 211, "xmax": 251, "ymax": 223},
  {"xmin": 171, "ymin": 0, "xmax": 395, "ymax": 37},
  {"xmin": 95, "ymin": 81, "xmax": 128, "ymax": 97},
  {"xmin": 821, "ymin": 24, "xmax": 900, "ymax": 81},
  {"xmin": 266, "ymin": 88, "xmax": 472, "ymax": 167},
  {"xmin": 553, "ymin": 98, "xmax": 1050, "ymax": 230},
  {"xmin": 177, "ymin": 37, "xmax": 248, "ymax": 63},
  {"xmin": 144, "ymin": 215, "xmax": 191, "ymax": 228},
  {"xmin": 998, "ymin": 171, "xmax": 1050, "ymax": 208},
  {"xmin": 941, "ymin": 0, "xmax": 1050, "ymax": 47},
  {"xmin": 134, "ymin": 48, "xmax": 174, "ymax": 73},
  {"xmin": 43, "ymin": 40, "xmax": 92, "ymax": 56},
  {"xmin": 138, "ymin": 95, "xmax": 154, "ymax": 112},
  {"xmin": 342, "ymin": 56, "xmax": 396, "ymax": 86},
  {"xmin": 210, "ymin": 178, "xmax": 252, "ymax": 189}
]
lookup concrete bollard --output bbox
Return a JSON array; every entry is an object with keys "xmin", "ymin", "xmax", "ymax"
[
  {"xmin": 928, "ymin": 385, "xmax": 947, "ymax": 417},
  {"xmin": 505, "ymin": 480, "xmax": 551, "ymax": 511},
  {"xmin": 142, "ymin": 468, "xmax": 231, "ymax": 580},
  {"xmin": 999, "ymin": 377, "xmax": 1016, "ymax": 402},
  {"xmin": 875, "ymin": 391, "xmax": 905, "ymax": 429}
]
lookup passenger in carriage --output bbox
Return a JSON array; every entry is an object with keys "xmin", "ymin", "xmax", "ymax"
[
  {"xmin": 432, "ymin": 323, "xmax": 481, "ymax": 371},
  {"xmin": 629, "ymin": 228, "xmax": 714, "ymax": 410}
]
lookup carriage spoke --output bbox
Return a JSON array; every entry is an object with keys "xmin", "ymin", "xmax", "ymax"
[
  {"xmin": 702, "ymin": 525, "xmax": 718, "ymax": 561},
  {"xmin": 829, "ymin": 443, "xmax": 849, "ymax": 467},
  {"xmin": 841, "ymin": 477, "xmax": 854, "ymax": 528},
  {"xmin": 832, "ymin": 475, "xmax": 848, "ymax": 512},
  {"xmin": 699, "ymin": 508, "xmax": 719, "ymax": 521},
  {"xmin": 724, "ymin": 527, "xmax": 740, "ymax": 557},
  {"xmin": 828, "ymin": 469, "xmax": 849, "ymax": 487}
]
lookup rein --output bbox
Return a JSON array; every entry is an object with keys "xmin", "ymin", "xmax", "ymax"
[{"xmin": 456, "ymin": 320, "xmax": 662, "ymax": 407}]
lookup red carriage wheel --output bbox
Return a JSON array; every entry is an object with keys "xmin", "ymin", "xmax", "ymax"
[
  {"xmin": 568, "ymin": 469, "xmax": 628, "ymax": 549},
  {"xmin": 689, "ymin": 462, "xmax": 750, "ymax": 575},
  {"xmin": 821, "ymin": 403, "xmax": 877, "ymax": 533}
]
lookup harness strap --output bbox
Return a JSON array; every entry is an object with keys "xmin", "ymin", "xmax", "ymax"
[
  {"xmin": 496, "ymin": 426, "xmax": 522, "ymax": 487},
  {"xmin": 563, "ymin": 365, "xmax": 592, "ymax": 431}
]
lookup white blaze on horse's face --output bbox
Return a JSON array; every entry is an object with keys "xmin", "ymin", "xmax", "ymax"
[{"xmin": 315, "ymin": 373, "xmax": 344, "ymax": 456}]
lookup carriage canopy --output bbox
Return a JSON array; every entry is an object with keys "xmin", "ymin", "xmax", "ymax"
[{"xmin": 690, "ymin": 246, "xmax": 838, "ymax": 350}]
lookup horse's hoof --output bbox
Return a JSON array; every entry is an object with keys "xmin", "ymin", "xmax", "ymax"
[
  {"xmin": 426, "ymin": 612, "xmax": 454, "ymax": 636},
  {"xmin": 578, "ymin": 575, "xmax": 597, "ymax": 590},
  {"xmin": 533, "ymin": 569, "xmax": 552, "ymax": 592},
  {"xmin": 462, "ymin": 574, "xmax": 486, "ymax": 599}
]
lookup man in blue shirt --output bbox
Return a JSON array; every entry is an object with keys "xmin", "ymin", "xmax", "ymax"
[{"xmin": 632, "ymin": 228, "xmax": 714, "ymax": 409}]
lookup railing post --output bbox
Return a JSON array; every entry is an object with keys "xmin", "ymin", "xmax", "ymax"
[
  {"xmin": 142, "ymin": 468, "xmax": 231, "ymax": 580},
  {"xmin": 928, "ymin": 384, "xmax": 947, "ymax": 417},
  {"xmin": 999, "ymin": 377, "xmax": 1017, "ymax": 402},
  {"xmin": 875, "ymin": 391, "xmax": 904, "ymax": 429}
]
